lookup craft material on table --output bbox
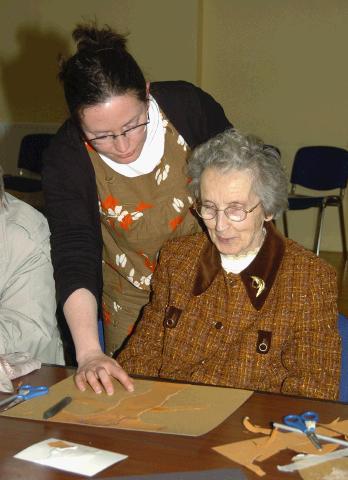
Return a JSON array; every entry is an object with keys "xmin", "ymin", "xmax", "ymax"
[
  {"xmin": 0, "ymin": 384, "xmax": 48, "ymax": 410},
  {"xmin": 277, "ymin": 447, "xmax": 348, "ymax": 472},
  {"xmin": 283, "ymin": 411, "xmax": 322, "ymax": 450},
  {"xmin": 213, "ymin": 416, "xmax": 348, "ymax": 477},
  {"xmin": 0, "ymin": 352, "xmax": 41, "ymax": 392},
  {"xmin": 14, "ymin": 438, "xmax": 127, "ymax": 477},
  {"xmin": 299, "ymin": 456, "xmax": 348, "ymax": 479},
  {"xmin": 273, "ymin": 422, "xmax": 348, "ymax": 448},
  {"xmin": 0, "ymin": 375, "xmax": 252, "ymax": 436}
]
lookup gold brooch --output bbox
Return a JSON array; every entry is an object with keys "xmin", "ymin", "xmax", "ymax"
[{"xmin": 250, "ymin": 276, "xmax": 265, "ymax": 297}]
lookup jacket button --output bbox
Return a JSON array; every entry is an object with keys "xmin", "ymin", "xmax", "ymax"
[
  {"xmin": 165, "ymin": 317, "xmax": 176, "ymax": 328},
  {"xmin": 215, "ymin": 321, "xmax": 223, "ymax": 330}
]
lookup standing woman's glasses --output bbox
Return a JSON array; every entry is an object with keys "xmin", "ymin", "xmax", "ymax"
[{"xmin": 87, "ymin": 113, "xmax": 150, "ymax": 148}]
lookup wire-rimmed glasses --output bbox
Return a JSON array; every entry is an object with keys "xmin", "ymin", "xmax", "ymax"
[
  {"xmin": 87, "ymin": 113, "xmax": 150, "ymax": 148},
  {"xmin": 194, "ymin": 201, "xmax": 261, "ymax": 222}
]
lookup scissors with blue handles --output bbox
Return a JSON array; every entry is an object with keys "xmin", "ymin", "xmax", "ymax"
[
  {"xmin": 0, "ymin": 384, "xmax": 49, "ymax": 412},
  {"xmin": 283, "ymin": 411, "xmax": 322, "ymax": 450}
]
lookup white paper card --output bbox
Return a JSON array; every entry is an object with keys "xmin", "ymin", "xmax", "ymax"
[{"xmin": 14, "ymin": 438, "xmax": 127, "ymax": 476}]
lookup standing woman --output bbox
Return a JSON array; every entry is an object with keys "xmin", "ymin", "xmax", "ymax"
[{"xmin": 42, "ymin": 23, "xmax": 231, "ymax": 394}]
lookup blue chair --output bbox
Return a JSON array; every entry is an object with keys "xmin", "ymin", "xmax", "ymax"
[
  {"xmin": 338, "ymin": 313, "xmax": 348, "ymax": 402},
  {"xmin": 4, "ymin": 133, "xmax": 54, "ymax": 189},
  {"xmin": 4, "ymin": 133, "xmax": 54, "ymax": 214},
  {"xmin": 283, "ymin": 146, "xmax": 348, "ymax": 257}
]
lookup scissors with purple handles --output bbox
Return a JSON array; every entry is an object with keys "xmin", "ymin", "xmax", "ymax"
[
  {"xmin": 0, "ymin": 384, "xmax": 48, "ymax": 411},
  {"xmin": 283, "ymin": 411, "xmax": 322, "ymax": 450}
]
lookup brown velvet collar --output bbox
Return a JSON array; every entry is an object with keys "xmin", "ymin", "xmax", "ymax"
[{"xmin": 192, "ymin": 221, "xmax": 285, "ymax": 310}]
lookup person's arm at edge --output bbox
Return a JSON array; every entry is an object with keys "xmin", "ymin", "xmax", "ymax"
[{"xmin": 0, "ymin": 212, "xmax": 63, "ymax": 363}]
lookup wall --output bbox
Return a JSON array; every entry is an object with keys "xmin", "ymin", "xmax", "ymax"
[
  {"xmin": 0, "ymin": 0, "xmax": 199, "ymax": 173},
  {"xmin": 201, "ymin": 0, "xmax": 348, "ymax": 251},
  {"xmin": 1, "ymin": 0, "xmax": 347, "ymax": 251}
]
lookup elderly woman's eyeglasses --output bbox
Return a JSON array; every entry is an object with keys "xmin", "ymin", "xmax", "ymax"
[
  {"xmin": 194, "ymin": 201, "xmax": 261, "ymax": 222},
  {"xmin": 87, "ymin": 113, "xmax": 150, "ymax": 148}
]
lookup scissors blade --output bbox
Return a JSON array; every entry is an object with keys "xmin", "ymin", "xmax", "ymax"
[
  {"xmin": 0, "ymin": 393, "xmax": 18, "ymax": 410},
  {"xmin": 1, "ymin": 397, "xmax": 24, "ymax": 411},
  {"xmin": 306, "ymin": 431, "xmax": 322, "ymax": 450}
]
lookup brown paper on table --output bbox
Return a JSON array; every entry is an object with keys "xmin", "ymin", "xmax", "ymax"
[
  {"xmin": 213, "ymin": 417, "xmax": 342, "ymax": 477},
  {"xmin": 0, "ymin": 375, "xmax": 252, "ymax": 436}
]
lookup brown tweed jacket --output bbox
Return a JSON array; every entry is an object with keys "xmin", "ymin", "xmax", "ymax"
[{"xmin": 117, "ymin": 222, "xmax": 341, "ymax": 400}]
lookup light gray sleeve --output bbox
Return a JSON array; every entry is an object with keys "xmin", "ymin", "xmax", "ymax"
[{"xmin": 0, "ymin": 210, "xmax": 64, "ymax": 364}]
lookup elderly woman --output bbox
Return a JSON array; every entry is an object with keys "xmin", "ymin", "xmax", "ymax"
[{"xmin": 117, "ymin": 129, "xmax": 341, "ymax": 400}]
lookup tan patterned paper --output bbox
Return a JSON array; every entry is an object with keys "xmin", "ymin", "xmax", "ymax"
[{"xmin": 1, "ymin": 375, "xmax": 252, "ymax": 436}]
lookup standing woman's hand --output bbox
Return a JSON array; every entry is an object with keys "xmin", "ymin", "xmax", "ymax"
[
  {"xmin": 75, "ymin": 349, "xmax": 134, "ymax": 395},
  {"xmin": 62, "ymin": 289, "xmax": 134, "ymax": 395}
]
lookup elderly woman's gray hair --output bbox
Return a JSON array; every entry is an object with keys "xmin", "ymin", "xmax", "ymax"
[{"xmin": 187, "ymin": 129, "xmax": 288, "ymax": 218}]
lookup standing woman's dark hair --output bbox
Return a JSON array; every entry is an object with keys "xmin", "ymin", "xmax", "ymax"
[{"xmin": 59, "ymin": 23, "xmax": 147, "ymax": 125}]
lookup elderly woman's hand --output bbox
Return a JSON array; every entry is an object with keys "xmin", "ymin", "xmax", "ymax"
[{"xmin": 75, "ymin": 349, "xmax": 134, "ymax": 395}]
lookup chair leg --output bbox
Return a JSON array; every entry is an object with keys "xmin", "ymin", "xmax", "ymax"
[
  {"xmin": 338, "ymin": 201, "xmax": 348, "ymax": 258},
  {"xmin": 283, "ymin": 212, "xmax": 289, "ymax": 237},
  {"xmin": 314, "ymin": 205, "xmax": 325, "ymax": 256}
]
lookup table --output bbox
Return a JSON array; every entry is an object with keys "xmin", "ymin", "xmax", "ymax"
[{"xmin": 0, "ymin": 365, "xmax": 346, "ymax": 479}]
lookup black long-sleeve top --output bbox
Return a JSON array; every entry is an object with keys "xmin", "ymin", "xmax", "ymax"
[{"xmin": 42, "ymin": 81, "xmax": 232, "ymax": 308}]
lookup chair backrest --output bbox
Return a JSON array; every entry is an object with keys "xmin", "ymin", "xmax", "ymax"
[
  {"xmin": 338, "ymin": 313, "xmax": 348, "ymax": 402},
  {"xmin": 291, "ymin": 146, "xmax": 348, "ymax": 191},
  {"xmin": 18, "ymin": 133, "xmax": 54, "ymax": 175}
]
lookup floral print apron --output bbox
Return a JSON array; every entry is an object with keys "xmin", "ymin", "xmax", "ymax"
[{"xmin": 88, "ymin": 114, "xmax": 201, "ymax": 355}]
